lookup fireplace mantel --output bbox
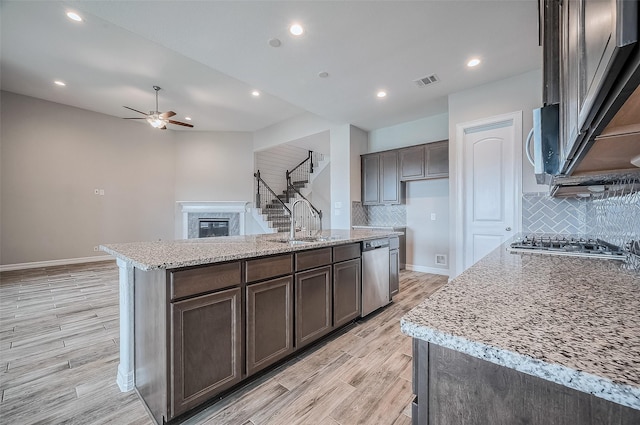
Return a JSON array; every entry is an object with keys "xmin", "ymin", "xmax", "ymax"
[{"xmin": 178, "ymin": 201, "xmax": 249, "ymax": 239}]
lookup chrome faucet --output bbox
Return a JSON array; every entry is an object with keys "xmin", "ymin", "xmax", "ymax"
[{"xmin": 290, "ymin": 198, "xmax": 317, "ymax": 240}]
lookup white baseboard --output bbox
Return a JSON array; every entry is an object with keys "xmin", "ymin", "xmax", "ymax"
[
  {"xmin": 0, "ymin": 255, "xmax": 115, "ymax": 272},
  {"xmin": 405, "ymin": 264, "xmax": 450, "ymax": 277}
]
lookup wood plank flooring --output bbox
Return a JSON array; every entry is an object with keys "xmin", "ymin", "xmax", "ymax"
[{"xmin": 0, "ymin": 262, "xmax": 447, "ymax": 424}]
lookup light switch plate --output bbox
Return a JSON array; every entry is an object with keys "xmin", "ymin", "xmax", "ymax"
[
  {"xmin": 335, "ymin": 202, "xmax": 342, "ymax": 209},
  {"xmin": 431, "ymin": 213, "xmax": 436, "ymax": 220}
]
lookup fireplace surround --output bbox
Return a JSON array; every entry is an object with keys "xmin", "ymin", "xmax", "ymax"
[{"xmin": 178, "ymin": 201, "xmax": 249, "ymax": 239}]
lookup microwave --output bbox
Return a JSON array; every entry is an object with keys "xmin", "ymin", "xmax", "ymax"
[{"xmin": 526, "ymin": 104, "xmax": 560, "ymax": 184}]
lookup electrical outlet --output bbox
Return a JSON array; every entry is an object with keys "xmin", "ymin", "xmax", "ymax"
[
  {"xmin": 93, "ymin": 246, "xmax": 99, "ymax": 252},
  {"xmin": 335, "ymin": 209, "xmax": 341, "ymax": 216},
  {"xmin": 435, "ymin": 254, "xmax": 447, "ymax": 265},
  {"xmin": 99, "ymin": 189, "xmax": 105, "ymax": 196},
  {"xmin": 431, "ymin": 213, "xmax": 436, "ymax": 220}
]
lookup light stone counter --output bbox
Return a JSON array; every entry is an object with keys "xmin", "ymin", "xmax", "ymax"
[
  {"xmin": 101, "ymin": 229, "xmax": 398, "ymax": 271},
  {"xmin": 401, "ymin": 242, "xmax": 640, "ymax": 410}
]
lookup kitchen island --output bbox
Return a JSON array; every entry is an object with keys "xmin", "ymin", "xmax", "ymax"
[
  {"xmin": 101, "ymin": 229, "xmax": 400, "ymax": 424},
  {"xmin": 401, "ymin": 241, "xmax": 640, "ymax": 424}
]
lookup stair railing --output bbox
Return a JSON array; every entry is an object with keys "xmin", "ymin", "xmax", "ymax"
[
  {"xmin": 285, "ymin": 150, "xmax": 324, "ymax": 203},
  {"xmin": 254, "ymin": 171, "xmax": 291, "ymax": 216}
]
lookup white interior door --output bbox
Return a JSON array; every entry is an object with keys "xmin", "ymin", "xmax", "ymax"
[{"xmin": 458, "ymin": 113, "xmax": 522, "ymax": 272}]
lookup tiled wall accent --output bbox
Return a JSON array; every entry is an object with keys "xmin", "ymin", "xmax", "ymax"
[
  {"xmin": 522, "ymin": 193, "xmax": 587, "ymax": 235},
  {"xmin": 587, "ymin": 187, "xmax": 640, "ymax": 247},
  {"xmin": 365, "ymin": 204, "xmax": 407, "ymax": 226},
  {"xmin": 351, "ymin": 202, "xmax": 367, "ymax": 226},
  {"xmin": 188, "ymin": 213, "xmax": 240, "ymax": 238}
]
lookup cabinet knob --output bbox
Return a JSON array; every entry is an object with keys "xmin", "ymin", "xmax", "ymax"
[{"xmin": 505, "ymin": 227, "xmax": 512, "ymax": 232}]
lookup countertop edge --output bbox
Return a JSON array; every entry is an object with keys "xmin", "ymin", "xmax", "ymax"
[
  {"xmin": 100, "ymin": 230, "xmax": 403, "ymax": 271},
  {"xmin": 400, "ymin": 318, "xmax": 640, "ymax": 410}
]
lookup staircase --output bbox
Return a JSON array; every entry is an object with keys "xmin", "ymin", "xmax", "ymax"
[{"xmin": 254, "ymin": 151, "xmax": 326, "ymax": 234}]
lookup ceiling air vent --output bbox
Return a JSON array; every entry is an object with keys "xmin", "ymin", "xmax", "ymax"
[{"xmin": 414, "ymin": 74, "xmax": 440, "ymax": 87}]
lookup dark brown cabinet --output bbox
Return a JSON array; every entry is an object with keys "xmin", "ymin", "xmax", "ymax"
[
  {"xmin": 553, "ymin": 0, "xmax": 638, "ymax": 169},
  {"xmin": 333, "ymin": 258, "xmax": 361, "ymax": 327},
  {"xmin": 246, "ymin": 276, "xmax": 294, "ymax": 376},
  {"xmin": 389, "ymin": 250, "xmax": 399, "ymax": 298},
  {"xmin": 399, "ymin": 145, "xmax": 425, "ymax": 180},
  {"xmin": 399, "ymin": 141, "xmax": 449, "ymax": 181},
  {"xmin": 170, "ymin": 287, "xmax": 242, "ymax": 417},
  {"xmin": 295, "ymin": 265, "xmax": 333, "ymax": 349},
  {"xmin": 362, "ymin": 151, "xmax": 400, "ymax": 205}
]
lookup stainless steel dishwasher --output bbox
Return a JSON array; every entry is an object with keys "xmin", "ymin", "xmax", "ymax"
[{"xmin": 361, "ymin": 238, "xmax": 390, "ymax": 316}]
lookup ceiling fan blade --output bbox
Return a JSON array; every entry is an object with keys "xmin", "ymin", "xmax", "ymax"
[
  {"xmin": 123, "ymin": 106, "xmax": 148, "ymax": 116},
  {"xmin": 160, "ymin": 111, "xmax": 176, "ymax": 119},
  {"xmin": 160, "ymin": 125, "xmax": 167, "ymax": 130},
  {"xmin": 168, "ymin": 120, "xmax": 194, "ymax": 128},
  {"xmin": 123, "ymin": 117, "xmax": 146, "ymax": 120}
]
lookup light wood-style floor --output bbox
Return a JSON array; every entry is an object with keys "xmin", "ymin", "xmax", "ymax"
[{"xmin": 0, "ymin": 262, "xmax": 447, "ymax": 425}]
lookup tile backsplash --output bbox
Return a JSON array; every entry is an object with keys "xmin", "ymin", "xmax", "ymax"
[
  {"xmin": 522, "ymin": 189, "xmax": 640, "ymax": 246},
  {"xmin": 351, "ymin": 202, "xmax": 406, "ymax": 226},
  {"xmin": 522, "ymin": 193, "xmax": 587, "ymax": 234}
]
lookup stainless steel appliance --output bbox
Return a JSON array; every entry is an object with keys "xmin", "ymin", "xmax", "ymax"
[
  {"xmin": 361, "ymin": 238, "xmax": 390, "ymax": 316},
  {"xmin": 526, "ymin": 104, "xmax": 560, "ymax": 184},
  {"xmin": 508, "ymin": 235, "xmax": 626, "ymax": 260}
]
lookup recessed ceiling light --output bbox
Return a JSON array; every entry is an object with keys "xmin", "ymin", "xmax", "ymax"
[
  {"xmin": 289, "ymin": 23, "xmax": 304, "ymax": 36},
  {"xmin": 268, "ymin": 38, "xmax": 282, "ymax": 47},
  {"xmin": 376, "ymin": 91, "xmax": 387, "ymax": 98},
  {"xmin": 318, "ymin": 71, "xmax": 329, "ymax": 78},
  {"xmin": 54, "ymin": 80, "xmax": 66, "ymax": 86},
  {"xmin": 467, "ymin": 58, "xmax": 481, "ymax": 67},
  {"xmin": 185, "ymin": 117, "xmax": 192, "ymax": 121},
  {"xmin": 66, "ymin": 11, "xmax": 82, "ymax": 22},
  {"xmin": 251, "ymin": 90, "xmax": 260, "ymax": 97}
]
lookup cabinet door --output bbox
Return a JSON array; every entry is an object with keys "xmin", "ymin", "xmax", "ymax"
[
  {"xmin": 400, "ymin": 145, "xmax": 425, "ymax": 181},
  {"xmin": 380, "ymin": 151, "xmax": 400, "ymax": 204},
  {"xmin": 390, "ymin": 249, "xmax": 399, "ymax": 298},
  {"xmin": 295, "ymin": 266, "xmax": 333, "ymax": 349},
  {"xmin": 561, "ymin": 0, "xmax": 582, "ymax": 162},
  {"xmin": 170, "ymin": 287, "xmax": 242, "ymax": 417},
  {"xmin": 425, "ymin": 142, "xmax": 449, "ymax": 178},
  {"xmin": 246, "ymin": 276, "xmax": 294, "ymax": 376},
  {"xmin": 362, "ymin": 155, "xmax": 380, "ymax": 205},
  {"xmin": 333, "ymin": 258, "xmax": 361, "ymax": 327}
]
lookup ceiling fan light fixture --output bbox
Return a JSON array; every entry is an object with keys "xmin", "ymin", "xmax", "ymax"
[{"xmin": 146, "ymin": 114, "xmax": 167, "ymax": 128}]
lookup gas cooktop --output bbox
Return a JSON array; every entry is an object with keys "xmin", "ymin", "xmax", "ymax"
[{"xmin": 508, "ymin": 235, "xmax": 627, "ymax": 260}]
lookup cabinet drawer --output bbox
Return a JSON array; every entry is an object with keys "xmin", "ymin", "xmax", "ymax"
[
  {"xmin": 245, "ymin": 254, "xmax": 293, "ymax": 283},
  {"xmin": 295, "ymin": 248, "xmax": 332, "ymax": 271},
  {"xmin": 389, "ymin": 236, "xmax": 400, "ymax": 250},
  {"xmin": 333, "ymin": 243, "xmax": 361, "ymax": 263},
  {"xmin": 170, "ymin": 261, "xmax": 241, "ymax": 300}
]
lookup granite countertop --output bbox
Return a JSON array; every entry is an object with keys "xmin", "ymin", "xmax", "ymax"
[
  {"xmin": 101, "ymin": 229, "xmax": 399, "ymax": 271},
  {"xmin": 401, "ymin": 242, "xmax": 640, "ymax": 410}
]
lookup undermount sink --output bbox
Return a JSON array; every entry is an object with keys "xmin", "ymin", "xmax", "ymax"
[{"xmin": 270, "ymin": 236, "xmax": 343, "ymax": 244}]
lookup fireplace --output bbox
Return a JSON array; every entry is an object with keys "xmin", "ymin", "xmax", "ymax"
[
  {"xmin": 198, "ymin": 219, "xmax": 230, "ymax": 238},
  {"xmin": 178, "ymin": 201, "xmax": 249, "ymax": 239}
]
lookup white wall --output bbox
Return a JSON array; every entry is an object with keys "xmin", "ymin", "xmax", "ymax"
[
  {"xmin": 1, "ymin": 91, "xmax": 175, "ymax": 265},
  {"xmin": 254, "ymin": 143, "xmax": 310, "ymax": 196},
  {"xmin": 368, "ymin": 112, "xmax": 449, "ymax": 152},
  {"xmin": 253, "ymin": 112, "xmax": 335, "ymax": 152},
  {"xmin": 448, "ymin": 69, "xmax": 543, "ymax": 277},
  {"xmin": 173, "ymin": 131, "xmax": 254, "ymax": 238},
  {"xmin": 405, "ymin": 179, "xmax": 449, "ymax": 274},
  {"xmin": 1, "ymin": 91, "xmax": 259, "ymax": 266}
]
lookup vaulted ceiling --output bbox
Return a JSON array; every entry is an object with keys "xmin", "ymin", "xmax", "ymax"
[{"xmin": 1, "ymin": 1, "xmax": 541, "ymax": 132}]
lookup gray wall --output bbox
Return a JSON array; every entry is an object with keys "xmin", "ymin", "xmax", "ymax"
[{"xmin": 1, "ymin": 91, "xmax": 255, "ymax": 266}]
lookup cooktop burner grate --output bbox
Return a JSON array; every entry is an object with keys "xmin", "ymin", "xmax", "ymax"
[{"xmin": 508, "ymin": 235, "xmax": 627, "ymax": 260}]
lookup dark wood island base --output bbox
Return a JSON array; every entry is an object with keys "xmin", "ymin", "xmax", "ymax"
[{"xmin": 411, "ymin": 340, "xmax": 640, "ymax": 425}]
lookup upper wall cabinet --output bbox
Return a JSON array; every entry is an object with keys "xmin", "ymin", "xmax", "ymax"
[
  {"xmin": 362, "ymin": 151, "xmax": 400, "ymax": 205},
  {"xmin": 548, "ymin": 0, "xmax": 639, "ymax": 171},
  {"xmin": 399, "ymin": 140, "xmax": 449, "ymax": 181},
  {"xmin": 362, "ymin": 141, "xmax": 449, "ymax": 205}
]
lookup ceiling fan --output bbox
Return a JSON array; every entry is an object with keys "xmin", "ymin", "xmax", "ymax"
[{"xmin": 123, "ymin": 86, "xmax": 194, "ymax": 130}]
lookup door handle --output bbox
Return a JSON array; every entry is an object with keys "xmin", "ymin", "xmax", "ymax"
[{"xmin": 505, "ymin": 227, "xmax": 512, "ymax": 231}]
